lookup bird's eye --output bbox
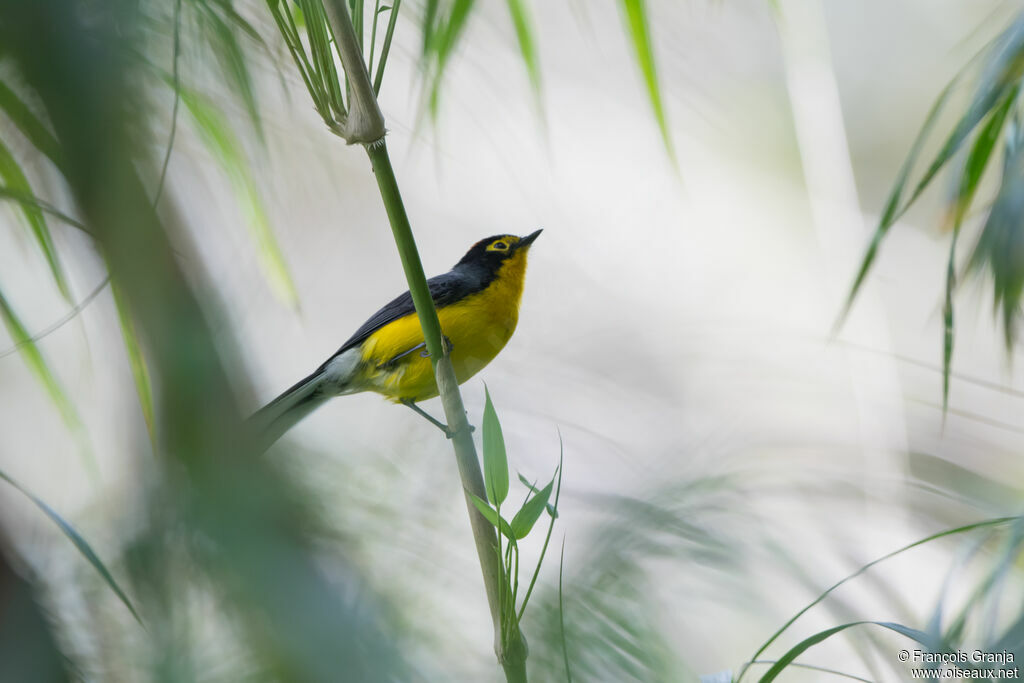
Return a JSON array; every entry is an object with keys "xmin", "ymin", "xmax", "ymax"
[{"xmin": 492, "ymin": 241, "xmax": 508, "ymax": 250}]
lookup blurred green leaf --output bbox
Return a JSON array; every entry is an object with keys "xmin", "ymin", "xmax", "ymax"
[
  {"xmin": 0, "ymin": 79, "xmax": 61, "ymax": 166},
  {"xmin": 505, "ymin": 0, "xmax": 541, "ymax": 96},
  {"xmin": 942, "ymin": 89, "xmax": 1017, "ymax": 408},
  {"xmin": 191, "ymin": 0, "xmax": 265, "ymax": 141},
  {"xmin": 425, "ymin": 0, "xmax": 476, "ymax": 115},
  {"xmin": 179, "ymin": 88, "xmax": 299, "ymax": 307},
  {"xmin": 111, "ymin": 282, "xmax": 156, "ymax": 447},
  {"xmin": 0, "ymin": 288, "xmax": 91, "ymax": 472},
  {"xmin": 943, "ymin": 234, "xmax": 957, "ymax": 413},
  {"xmin": 482, "ymin": 386, "xmax": 509, "ymax": 505},
  {"xmin": 949, "ymin": 88, "xmax": 1017, "ymax": 229},
  {"xmin": 0, "ymin": 138, "xmax": 70, "ymax": 300},
  {"xmin": 756, "ymin": 621, "xmax": 939, "ymax": 683},
  {"xmin": 268, "ymin": 0, "xmax": 333, "ymax": 122},
  {"xmin": 838, "ymin": 79, "xmax": 960, "ymax": 327},
  {"xmin": 558, "ymin": 539, "xmax": 572, "ymax": 683},
  {"xmin": 469, "ymin": 492, "xmax": 516, "ymax": 541},
  {"xmin": 0, "ymin": 186, "xmax": 87, "ymax": 232},
  {"xmin": 967, "ymin": 143, "xmax": 1024, "ymax": 347},
  {"xmin": 0, "ymin": 276, "xmax": 109, "ymax": 362},
  {"xmin": 510, "ymin": 477, "xmax": 553, "ymax": 540},
  {"xmin": 738, "ymin": 516, "xmax": 1019, "ymax": 683},
  {"xmin": 619, "ymin": 0, "xmax": 674, "ymax": 161},
  {"xmin": 205, "ymin": 0, "xmax": 267, "ymax": 45},
  {"xmin": 841, "ymin": 15, "xmax": 1024, "ymax": 329},
  {"xmin": 0, "ymin": 469, "xmax": 142, "ymax": 625}
]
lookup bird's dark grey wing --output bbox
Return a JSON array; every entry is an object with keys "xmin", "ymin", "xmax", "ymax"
[{"xmin": 322, "ymin": 272, "xmax": 473, "ymax": 365}]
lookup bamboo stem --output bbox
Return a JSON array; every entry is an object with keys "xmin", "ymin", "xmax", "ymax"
[{"xmin": 320, "ymin": 2, "xmax": 528, "ymax": 679}]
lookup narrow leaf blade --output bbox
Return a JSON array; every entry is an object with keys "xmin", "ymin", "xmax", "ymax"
[
  {"xmin": 757, "ymin": 621, "xmax": 940, "ymax": 683},
  {"xmin": 510, "ymin": 477, "xmax": 553, "ymax": 539},
  {"xmin": 111, "ymin": 282, "xmax": 156, "ymax": 446},
  {"xmin": 0, "ymin": 138, "xmax": 70, "ymax": 299},
  {"xmin": 0, "ymin": 79, "xmax": 62, "ymax": 166},
  {"xmin": 0, "ymin": 288, "xmax": 93, "ymax": 473},
  {"xmin": 180, "ymin": 90, "xmax": 298, "ymax": 307},
  {"xmin": 0, "ymin": 469, "xmax": 142, "ymax": 625},
  {"xmin": 469, "ymin": 492, "xmax": 516, "ymax": 541},
  {"xmin": 482, "ymin": 386, "xmax": 509, "ymax": 505},
  {"xmin": 619, "ymin": 0, "xmax": 674, "ymax": 161},
  {"xmin": 518, "ymin": 472, "xmax": 558, "ymax": 518},
  {"xmin": 505, "ymin": 0, "xmax": 541, "ymax": 95}
]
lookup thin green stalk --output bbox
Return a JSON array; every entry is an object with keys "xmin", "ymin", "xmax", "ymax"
[
  {"xmin": 373, "ymin": 0, "xmax": 400, "ymax": 95},
  {"xmin": 365, "ymin": 139, "xmax": 528, "ymax": 683},
  {"xmin": 315, "ymin": 2, "xmax": 527, "ymax": 677},
  {"xmin": 368, "ymin": 0, "xmax": 382, "ymax": 82}
]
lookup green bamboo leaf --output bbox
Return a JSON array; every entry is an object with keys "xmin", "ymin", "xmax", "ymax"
[
  {"xmin": 840, "ymin": 20, "xmax": 1024, "ymax": 329},
  {"xmin": 950, "ymin": 87, "xmax": 1018, "ymax": 229},
  {"xmin": 372, "ymin": 0, "xmax": 402, "ymax": 95},
  {"xmin": 619, "ymin": 0, "xmax": 674, "ymax": 161},
  {"xmin": 737, "ymin": 516, "xmax": 1018, "ymax": 683},
  {"xmin": 516, "ymin": 436, "xmax": 563, "ymax": 621},
  {"xmin": 510, "ymin": 477, "xmax": 553, "ymax": 539},
  {"xmin": 0, "ymin": 469, "xmax": 142, "ymax": 626},
  {"xmin": 292, "ymin": 1, "xmax": 306, "ymax": 28},
  {"xmin": 0, "ymin": 288, "xmax": 93, "ymax": 474},
  {"xmin": 422, "ymin": 0, "xmax": 439, "ymax": 57},
  {"xmin": 469, "ymin": 492, "xmax": 516, "ymax": 541},
  {"xmin": 0, "ymin": 80, "xmax": 61, "ymax": 166},
  {"xmin": 757, "ymin": 621, "xmax": 940, "ymax": 683},
  {"xmin": 838, "ymin": 77, "xmax": 961, "ymax": 328},
  {"xmin": 0, "ymin": 139, "xmax": 70, "ymax": 300},
  {"xmin": 205, "ymin": 0, "xmax": 267, "ymax": 46},
  {"xmin": 193, "ymin": 1, "xmax": 265, "ymax": 141},
  {"xmin": 110, "ymin": 282, "xmax": 155, "ymax": 447},
  {"xmin": 505, "ymin": 0, "xmax": 541, "ymax": 96},
  {"xmin": 941, "ymin": 90, "xmax": 1017, "ymax": 410},
  {"xmin": 482, "ymin": 386, "xmax": 509, "ymax": 505},
  {"xmin": 426, "ymin": 0, "xmax": 476, "ymax": 115},
  {"xmin": 517, "ymin": 472, "xmax": 558, "ymax": 518},
  {"xmin": 966, "ymin": 146, "xmax": 1024, "ymax": 349},
  {"xmin": 179, "ymin": 89, "xmax": 298, "ymax": 307},
  {"xmin": 943, "ymin": 234, "xmax": 957, "ymax": 414},
  {"xmin": 0, "ymin": 186, "xmax": 88, "ymax": 233},
  {"xmin": 296, "ymin": 0, "xmax": 347, "ymax": 118}
]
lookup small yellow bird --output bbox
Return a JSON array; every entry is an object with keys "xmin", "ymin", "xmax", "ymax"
[{"xmin": 253, "ymin": 230, "xmax": 541, "ymax": 446}]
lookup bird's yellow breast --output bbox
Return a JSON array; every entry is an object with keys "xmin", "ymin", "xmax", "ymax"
[{"xmin": 354, "ymin": 251, "xmax": 529, "ymax": 401}]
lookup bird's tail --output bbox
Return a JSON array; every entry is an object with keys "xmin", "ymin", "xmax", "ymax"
[{"xmin": 249, "ymin": 370, "xmax": 330, "ymax": 452}]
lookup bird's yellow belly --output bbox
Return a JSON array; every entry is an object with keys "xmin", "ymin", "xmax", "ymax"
[{"xmin": 354, "ymin": 289, "xmax": 519, "ymax": 402}]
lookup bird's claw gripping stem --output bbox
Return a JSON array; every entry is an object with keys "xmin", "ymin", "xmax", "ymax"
[{"xmin": 400, "ymin": 398, "xmax": 474, "ymax": 438}]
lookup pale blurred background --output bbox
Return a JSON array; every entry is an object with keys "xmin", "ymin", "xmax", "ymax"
[{"xmin": 1, "ymin": 0, "xmax": 1023, "ymax": 681}]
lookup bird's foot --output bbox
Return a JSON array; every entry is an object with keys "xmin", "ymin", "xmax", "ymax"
[{"xmin": 400, "ymin": 399, "xmax": 475, "ymax": 438}]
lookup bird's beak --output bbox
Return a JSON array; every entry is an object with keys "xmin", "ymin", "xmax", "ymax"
[{"xmin": 518, "ymin": 229, "xmax": 543, "ymax": 249}]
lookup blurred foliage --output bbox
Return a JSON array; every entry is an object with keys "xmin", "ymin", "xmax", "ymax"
[
  {"xmin": 528, "ymin": 477, "xmax": 753, "ymax": 682},
  {"xmin": 736, "ymin": 516, "xmax": 1024, "ymax": 683},
  {"xmin": 1, "ymin": 1, "xmax": 1023, "ymax": 682},
  {"xmin": 0, "ymin": 0, "xmax": 405, "ymax": 680},
  {"xmin": 842, "ymin": 11, "xmax": 1024, "ymax": 409}
]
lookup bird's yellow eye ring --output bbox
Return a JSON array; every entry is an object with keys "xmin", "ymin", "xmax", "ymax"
[{"xmin": 488, "ymin": 240, "xmax": 509, "ymax": 252}]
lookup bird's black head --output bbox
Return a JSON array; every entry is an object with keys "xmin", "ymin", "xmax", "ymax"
[{"xmin": 454, "ymin": 230, "xmax": 542, "ymax": 275}]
